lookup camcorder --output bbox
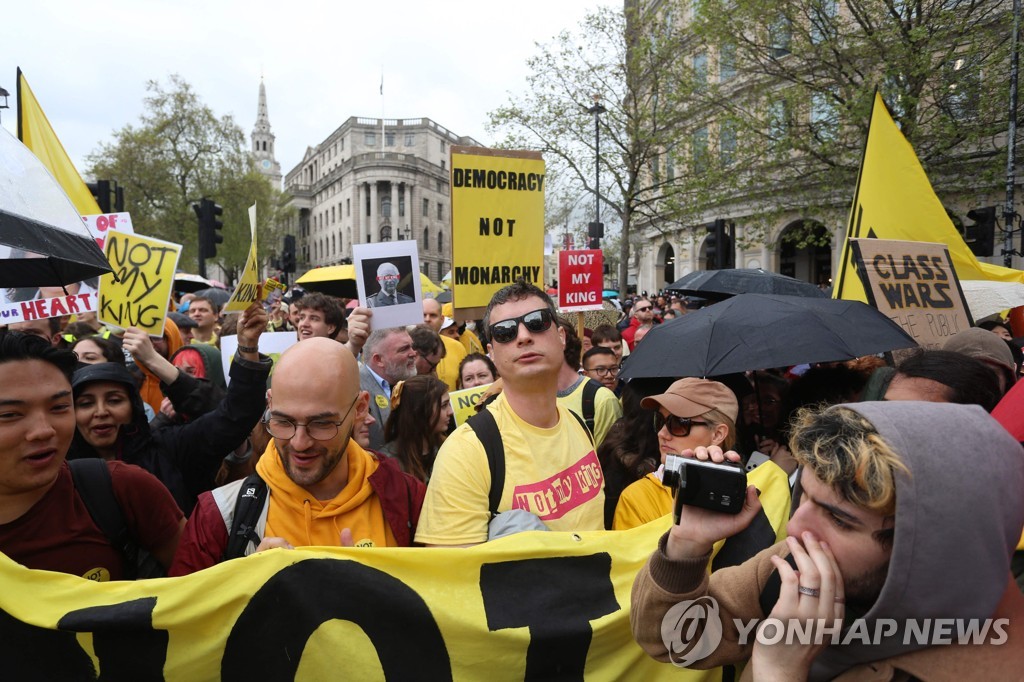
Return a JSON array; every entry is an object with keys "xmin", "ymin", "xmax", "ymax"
[{"xmin": 662, "ymin": 455, "xmax": 748, "ymax": 524}]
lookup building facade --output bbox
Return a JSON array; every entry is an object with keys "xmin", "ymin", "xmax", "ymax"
[{"xmin": 281, "ymin": 118, "xmax": 480, "ymax": 283}]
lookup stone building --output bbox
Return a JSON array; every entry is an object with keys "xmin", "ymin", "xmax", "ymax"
[
  {"xmin": 251, "ymin": 79, "xmax": 282, "ymax": 188},
  {"xmin": 281, "ymin": 117, "xmax": 481, "ymax": 282}
]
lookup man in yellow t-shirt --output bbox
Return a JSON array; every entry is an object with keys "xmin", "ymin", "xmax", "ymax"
[
  {"xmin": 416, "ymin": 282, "xmax": 605, "ymax": 546},
  {"xmin": 423, "ymin": 297, "xmax": 466, "ymax": 391},
  {"xmin": 554, "ymin": 317, "xmax": 621, "ymax": 447}
]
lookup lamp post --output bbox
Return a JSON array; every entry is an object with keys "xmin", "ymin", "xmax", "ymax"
[
  {"xmin": 586, "ymin": 95, "xmax": 606, "ymax": 249},
  {"xmin": 0, "ymin": 87, "xmax": 9, "ymax": 124}
]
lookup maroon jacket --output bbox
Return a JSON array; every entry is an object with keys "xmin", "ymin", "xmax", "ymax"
[{"xmin": 170, "ymin": 455, "xmax": 425, "ymax": 576}]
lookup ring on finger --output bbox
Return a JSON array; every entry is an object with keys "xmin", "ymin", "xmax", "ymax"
[
  {"xmin": 833, "ymin": 596, "xmax": 845, "ymax": 604},
  {"xmin": 798, "ymin": 585, "xmax": 821, "ymax": 598}
]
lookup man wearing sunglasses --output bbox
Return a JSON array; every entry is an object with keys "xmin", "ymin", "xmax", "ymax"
[
  {"xmin": 170, "ymin": 338, "xmax": 426, "ymax": 574},
  {"xmin": 621, "ymin": 297, "xmax": 654, "ymax": 351},
  {"xmin": 416, "ymin": 281, "xmax": 605, "ymax": 547}
]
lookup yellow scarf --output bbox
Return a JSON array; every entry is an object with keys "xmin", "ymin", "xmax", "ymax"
[{"xmin": 255, "ymin": 440, "xmax": 396, "ymax": 548}]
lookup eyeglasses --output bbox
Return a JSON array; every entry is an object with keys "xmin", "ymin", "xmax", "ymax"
[
  {"xmin": 634, "ymin": 305, "xmax": 652, "ymax": 313},
  {"xmin": 264, "ymin": 396, "xmax": 359, "ymax": 441},
  {"xmin": 653, "ymin": 412, "xmax": 710, "ymax": 437},
  {"xmin": 586, "ymin": 365, "xmax": 620, "ymax": 377},
  {"xmin": 488, "ymin": 308, "xmax": 555, "ymax": 344}
]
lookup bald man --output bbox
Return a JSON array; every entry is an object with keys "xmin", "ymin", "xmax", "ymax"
[
  {"xmin": 170, "ymin": 338, "xmax": 426, "ymax": 574},
  {"xmin": 365, "ymin": 262, "xmax": 413, "ymax": 307},
  {"xmin": 423, "ymin": 297, "xmax": 466, "ymax": 391}
]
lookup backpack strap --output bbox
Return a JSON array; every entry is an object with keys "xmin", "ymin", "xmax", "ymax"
[
  {"xmin": 221, "ymin": 473, "xmax": 270, "ymax": 561},
  {"xmin": 566, "ymin": 405, "xmax": 596, "ymax": 448},
  {"xmin": 580, "ymin": 378, "xmax": 601, "ymax": 435},
  {"xmin": 467, "ymin": 408, "xmax": 504, "ymax": 520},
  {"xmin": 69, "ymin": 458, "xmax": 139, "ymax": 579}
]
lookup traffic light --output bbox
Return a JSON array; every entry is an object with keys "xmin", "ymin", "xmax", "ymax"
[
  {"xmin": 282, "ymin": 235, "xmax": 297, "ymax": 273},
  {"xmin": 964, "ymin": 206, "xmax": 997, "ymax": 257},
  {"xmin": 588, "ymin": 221, "xmax": 604, "ymax": 249},
  {"xmin": 86, "ymin": 180, "xmax": 112, "ymax": 213},
  {"xmin": 193, "ymin": 198, "xmax": 224, "ymax": 260}
]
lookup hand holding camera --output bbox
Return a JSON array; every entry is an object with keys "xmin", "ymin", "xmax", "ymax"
[{"xmin": 663, "ymin": 445, "xmax": 763, "ymax": 562}]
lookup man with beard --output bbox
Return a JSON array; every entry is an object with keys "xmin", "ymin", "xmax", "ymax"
[
  {"xmin": 365, "ymin": 262, "xmax": 413, "ymax": 307},
  {"xmin": 631, "ymin": 401, "xmax": 1024, "ymax": 680},
  {"xmin": 170, "ymin": 338, "xmax": 425, "ymax": 574},
  {"xmin": 358, "ymin": 327, "xmax": 418, "ymax": 450}
]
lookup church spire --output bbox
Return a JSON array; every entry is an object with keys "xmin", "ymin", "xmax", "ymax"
[{"xmin": 251, "ymin": 78, "xmax": 282, "ymax": 187}]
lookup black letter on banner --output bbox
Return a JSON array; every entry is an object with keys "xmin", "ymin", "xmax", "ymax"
[
  {"xmin": 0, "ymin": 608, "xmax": 97, "ymax": 680},
  {"xmin": 222, "ymin": 559, "xmax": 451, "ymax": 681},
  {"xmin": 480, "ymin": 554, "xmax": 618, "ymax": 680},
  {"xmin": 58, "ymin": 597, "xmax": 166, "ymax": 681}
]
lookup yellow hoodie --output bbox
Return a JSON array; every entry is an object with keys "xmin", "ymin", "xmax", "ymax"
[{"xmin": 255, "ymin": 440, "xmax": 396, "ymax": 548}]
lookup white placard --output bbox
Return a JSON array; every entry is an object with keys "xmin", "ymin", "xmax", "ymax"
[{"xmin": 353, "ymin": 240, "xmax": 423, "ymax": 330}]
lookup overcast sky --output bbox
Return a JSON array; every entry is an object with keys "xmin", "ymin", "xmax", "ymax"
[{"xmin": 3, "ymin": 0, "xmax": 612, "ymax": 176}]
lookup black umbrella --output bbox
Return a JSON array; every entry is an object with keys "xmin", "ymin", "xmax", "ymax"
[
  {"xmin": 174, "ymin": 273, "xmax": 217, "ymax": 293},
  {"xmin": 193, "ymin": 287, "xmax": 232, "ymax": 308},
  {"xmin": 666, "ymin": 268, "xmax": 826, "ymax": 302},
  {"xmin": 619, "ymin": 293, "xmax": 917, "ymax": 380},
  {"xmin": 0, "ymin": 128, "xmax": 110, "ymax": 288}
]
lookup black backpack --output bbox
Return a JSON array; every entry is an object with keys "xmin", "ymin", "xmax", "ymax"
[
  {"xmin": 467, "ymin": 405, "xmax": 595, "ymax": 520},
  {"xmin": 69, "ymin": 458, "xmax": 166, "ymax": 580},
  {"xmin": 221, "ymin": 472, "xmax": 270, "ymax": 561}
]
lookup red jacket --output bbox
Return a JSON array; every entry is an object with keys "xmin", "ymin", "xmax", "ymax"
[
  {"xmin": 620, "ymin": 316, "xmax": 642, "ymax": 350},
  {"xmin": 170, "ymin": 455, "xmax": 425, "ymax": 576}
]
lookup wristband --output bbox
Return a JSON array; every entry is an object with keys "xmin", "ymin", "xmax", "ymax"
[{"xmin": 237, "ymin": 344, "xmax": 259, "ymax": 354}]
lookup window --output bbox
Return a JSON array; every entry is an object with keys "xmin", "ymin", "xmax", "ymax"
[
  {"xmin": 365, "ymin": 132, "xmax": 376, "ymax": 146},
  {"xmin": 693, "ymin": 52, "xmax": 708, "ymax": 85},
  {"xmin": 437, "ymin": 231, "xmax": 444, "ymax": 253},
  {"xmin": 436, "ymin": 179, "xmax": 443, "ymax": 192},
  {"xmin": 769, "ymin": 17, "xmax": 791, "ymax": 58},
  {"xmin": 437, "ymin": 203, "xmax": 443, "ymax": 220},
  {"xmin": 366, "ymin": 193, "xmax": 372, "ymax": 217},
  {"xmin": 720, "ymin": 121, "xmax": 737, "ymax": 165},
  {"xmin": 422, "ymin": 198, "xmax": 429, "ymax": 216},
  {"xmin": 440, "ymin": 139, "xmax": 447, "ymax": 152},
  {"xmin": 945, "ymin": 56, "xmax": 981, "ymax": 120},
  {"xmin": 719, "ymin": 43, "xmax": 736, "ymax": 82},
  {"xmin": 810, "ymin": 92, "xmax": 838, "ymax": 140},
  {"xmin": 692, "ymin": 127, "xmax": 709, "ymax": 174},
  {"xmin": 810, "ymin": 0, "xmax": 838, "ymax": 44},
  {"xmin": 767, "ymin": 99, "xmax": 790, "ymax": 148},
  {"xmin": 382, "ymin": 196, "xmax": 391, "ymax": 218},
  {"xmin": 346, "ymin": 198, "xmax": 351, "ymax": 216},
  {"xmin": 441, "ymin": 159, "xmax": 446, "ymax": 170},
  {"xmin": 405, "ymin": 132, "xmax": 415, "ymax": 146},
  {"xmin": 385, "ymin": 132, "xmax": 395, "ymax": 147},
  {"xmin": 331, "ymin": 207, "xmax": 335, "ymax": 223},
  {"xmin": 438, "ymin": 262, "xmax": 445, "ymax": 281},
  {"xmin": 331, "ymin": 234, "xmax": 336, "ymax": 255},
  {"xmin": 423, "ymin": 228, "xmax": 430, "ymax": 251},
  {"xmin": 340, "ymin": 138, "xmax": 345, "ymax": 150},
  {"xmin": 399, "ymin": 193, "xmax": 405, "ymax": 217}
]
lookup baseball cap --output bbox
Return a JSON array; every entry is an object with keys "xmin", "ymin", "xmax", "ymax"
[
  {"xmin": 167, "ymin": 311, "xmax": 197, "ymax": 329},
  {"xmin": 640, "ymin": 378, "xmax": 739, "ymax": 423},
  {"xmin": 441, "ymin": 317, "xmax": 456, "ymax": 331}
]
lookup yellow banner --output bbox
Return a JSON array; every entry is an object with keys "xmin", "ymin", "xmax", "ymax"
[
  {"xmin": 0, "ymin": 523, "xmax": 716, "ymax": 681},
  {"xmin": 98, "ymin": 231, "xmax": 181, "ymax": 335},
  {"xmin": 224, "ymin": 204, "xmax": 260, "ymax": 312},
  {"xmin": 17, "ymin": 69, "xmax": 103, "ymax": 216},
  {"xmin": 451, "ymin": 147, "xmax": 546, "ymax": 310},
  {"xmin": 450, "ymin": 383, "xmax": 492, "ymax": 425},
  {"xmin": 834, "ymin": 93, "xmax": 1024, "ymax": 302}
]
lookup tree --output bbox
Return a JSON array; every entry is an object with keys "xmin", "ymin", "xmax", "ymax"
[
  {"xmin": 87, "ymin": 75, "xmax": 292, "ymax": 280},
  {"xmin": 488, "ymin": 3, "xmax": 702, "ymax": 296},
  {"xmin": 679, "ymin": 0, "xmax": 1015, "ymax": 246}
]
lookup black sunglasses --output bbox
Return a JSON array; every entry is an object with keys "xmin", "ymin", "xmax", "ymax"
[
  {"xmin": 653, "ymin": 412, "xmax": 710, "ymax": 438},
  {"xmin": 489, "ymin": 308, "xmax": 555, "ymax": 344}
]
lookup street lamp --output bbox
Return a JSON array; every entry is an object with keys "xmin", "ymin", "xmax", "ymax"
[
  {"xmin": 0, "ymin": 87, "xmax": 9, "ymax": 124},
  {"xmin": 586, "ymin": 94, "xmax": 606, "ymax": 249}
]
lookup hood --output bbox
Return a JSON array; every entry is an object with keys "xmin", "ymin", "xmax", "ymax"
[
  {"xmin": 138, "ymin": 317, "xmax": 184, "ymax": 412},
  {"xmin": 169, "ymin": 343, "xmax": 226, "ymax": 389},
  {"xmin": 810, "ymin": 400, "xmax": 1024, "ymax": 679},
  {"xmin": 69, "ymin": 361, "xmax": 151, "ymax": 459}
]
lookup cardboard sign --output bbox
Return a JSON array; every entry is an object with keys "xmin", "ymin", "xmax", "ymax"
[
  {"xmin": 449, "ymin": 383, "xmax": 492, "ymax": 426},
  {"xmin": 82, "ymin": 212, "xmax": 134, "ymax": 251},
  {"xmin": 851, "ymin": 239, "xmax": 973, "ymax": 349},
  {"xmin": 220, "ymin": 331, "xmax": 298, "ymax": 385},
  {"xmin": 0, "ymin": 293, "xmax": 97, "ymax": 325},
  {"xmin": 450, "ymin": 147, "xmax": 546, "ymax": 316},
  {"xmin": 558, "ymin": 249, "xmax": 603, "ymax": 312},
  {"xmin": 98, "ymin": 231, "xmax": 181, "ymax": 336},
  {"xmin": 224, "ymin": 204, "xmax": 260, "ymax": 312}
]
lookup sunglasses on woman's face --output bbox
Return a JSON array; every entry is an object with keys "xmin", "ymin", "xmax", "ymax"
[
  {"xmin": 653, "ymin": 411, "xmax": 709, "ymax": 438},
  {"xmin": 488, "ymin": 308, "xmax": 555, "ymax": 344}
]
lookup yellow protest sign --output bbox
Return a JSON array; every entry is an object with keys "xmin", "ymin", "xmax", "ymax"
[
  {"xmin": 834, "ymin": 93, "xmax": 1024, "ymax": 303},
  {"xmin": 451, "ymin": 147, "xmax": 546, "ymax": 313},
  {"xmin": 98, "ymin": 231, "xmax": 181, "ymax": 335},
  {"xmin": 851, "ymin": 239, "xmax": 972, "ymax": 349},
  {"xmin": 0, "ymin": 522, "xmax": 723, "ymax": 681},
  {"xmin": 224, "ymin": 204, "xmax": 260, "ymax": 312},
  {"xmin": 450, "ymin": 383, "xmax": 492, "ymax": 425}
]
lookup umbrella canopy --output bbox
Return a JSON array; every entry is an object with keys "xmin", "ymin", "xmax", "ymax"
[
  {"xmin": 666, "ymin": 268, "xmax": 826, "ymax": 302},
  {"xmin": 619, "ymin": 293, "xmax": 917, "ymax": 380},
  {"xmin": 434, "ymin": 290, "xmax": 453, "ymax": 304},
  {"xmin": 603, "ymin": 289, "xmax": 620, "ymax": 299},
  {"xmin": 0, "ymin": 127, "xmax": 111, "ymax": 288},
  {"xmin": 193, "ymin": 287, "xmax": 231, "ymax": 308},
  {"xmin": 295, "ymin": 264, "xmax": 357, "ymax": 299},
  {"xmin": 174, "ymin": 273, "xmax": 217, "ymax": 293}
]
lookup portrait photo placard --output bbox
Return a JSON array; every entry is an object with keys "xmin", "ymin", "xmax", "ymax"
[{"xmin": 353, "ymin": 240, "xmax": 423, "ymax": 330}]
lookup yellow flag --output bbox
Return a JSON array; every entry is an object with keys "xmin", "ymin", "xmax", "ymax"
[
  {"xmin": 834, "ymin": 93, "xmax": 1023, "ymax": 301},
  {"xmin": 17, "ymin": 68, "xmax": 103, "ymax": 216}
]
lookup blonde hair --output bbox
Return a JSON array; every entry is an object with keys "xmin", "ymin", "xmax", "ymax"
[
  {"xmin": 701, "ymin": 408, "xmax": 737, "ymax": 450},
  {"xmin": 788, "ymin": 405, "xmax": 909, "ymax": 516}
]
